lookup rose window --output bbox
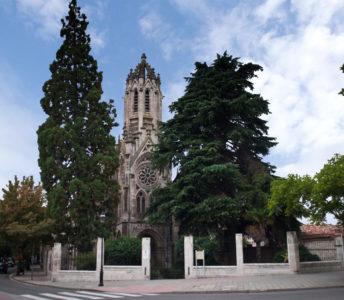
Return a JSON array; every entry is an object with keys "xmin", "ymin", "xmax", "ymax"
[{"xmin": 137, "ymin": 163, "xmax": 157, "ymax": 188}]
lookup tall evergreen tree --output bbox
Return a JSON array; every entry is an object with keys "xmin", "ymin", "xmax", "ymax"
[
  {"xmin": 37, "ymin": 0, "xmax": 118, "ymax": 250},
  {"xmin": 149, "ymin": 52, "xmax": 276, "ymax": 236}
]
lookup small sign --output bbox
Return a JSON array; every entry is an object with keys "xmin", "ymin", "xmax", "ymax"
[{"xmin": 195, "ymin": 250, "xmax": 205, "ymax": 261}]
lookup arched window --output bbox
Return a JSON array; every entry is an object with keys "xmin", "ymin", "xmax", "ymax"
[
  {"xmin": 136, "ymin": 191, "xmax": 146, "ymax": 215},
  {"xmin": 145, "ymin": 89, "xmax": 150, "ymax": 112},
  {"xmin": 123, "ymin": 188, "xmax": 128, "ymax": 212},
  {"xmin": 133, "ymin": 89, "xmax": 138, "ymax": 112}
]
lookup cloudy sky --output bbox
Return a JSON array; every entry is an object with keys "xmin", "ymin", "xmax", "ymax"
[{"xmin": 0, "ymin": 0, "xmax": 344, "ymax": 194}]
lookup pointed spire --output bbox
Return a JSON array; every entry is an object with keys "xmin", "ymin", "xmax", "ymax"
[{"xmin": 126, "ymin": 53, "xmax": 159, "ymax": 84}]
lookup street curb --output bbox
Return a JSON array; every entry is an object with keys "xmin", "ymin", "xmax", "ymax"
[
  {"xmin": 8, "ymin": 273, "xmax": 344, "ymax": 294},
  {"xmin": 163, "ymin": 285, "xmax": 344, "ymax": 294},
  {"xmin": 9, "ymin": 273, "xmax": 75, "ymax": 291}
]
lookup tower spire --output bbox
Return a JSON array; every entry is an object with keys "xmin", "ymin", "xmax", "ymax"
[{"xmin": 126, "ymin": 53, "xmax": 160, "ymax": 84}]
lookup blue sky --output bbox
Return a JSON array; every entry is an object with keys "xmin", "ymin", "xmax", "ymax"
[{"xmin": 0, "ymin": 0, "xmax": 344, "ymax": 200}]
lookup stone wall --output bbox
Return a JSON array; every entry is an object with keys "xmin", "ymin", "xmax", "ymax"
[
  {"xmin": 184, "ymin": 232, "xmax": 344, "ymax": 279},
  {"xmin": 51, "ymin": 237, "xmax": 151, "ymax": 282},
  {"xmin": 300, "ymin": 235, "xmax": 344, "ymax": 273},
  {"xmin": 191, "ymin": 264, "xmax": 291, "ymax": 278},
  {"xmin": 52, "ymin": 270, "xmax": 97, "ymax": 282},
  {"xmin": 242, "ymin": 263, "xmax": 291, "ymax": 275},
  {"xmin": 300, "ymin": 261, "xmax": 342, "ymax": 273},
  {"xmin": 301, "ymin": 238, "xmax": 337, "ymax": 261},
  {"xmin": 103, "ymin": 266, "xmax": 144, "ymax": 280}
]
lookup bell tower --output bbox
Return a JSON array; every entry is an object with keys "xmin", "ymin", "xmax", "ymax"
[
  {"xmin": 117, "ymin": 54, "xmax": 173, "ymax": 267},
  {"xmin": 123, "ymin": 53, "xmax": 162, "ymax": 147}
]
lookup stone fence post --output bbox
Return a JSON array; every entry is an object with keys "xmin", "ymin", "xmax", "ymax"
[
  {"xmin": 335, "ymin": 235, "xmax": 344, "ymax": 268},
  {"xmin": 184, "ymin": 235, "xmax": 194, "ymax": 279},
  {"xmin": 47, "ymin": 249, "xmax": 52, "ymax": 275},
  {"xmin": 235, "ymin": 233, "xmax": 244, "ymax": 273},
  {"xmin": 96, "ymin": 237, "xmax": 104, "ymax": 272},
  {"xmin": 287, "ymin": 231, "xmax": 300, "ymax": 273},
  {"xmin": 142, "ymin": 238, "xmax": 151, "ymax": 280},
  {"xmin": 51, "ymin": 243, "xmax": 61, "ymax": 281}
]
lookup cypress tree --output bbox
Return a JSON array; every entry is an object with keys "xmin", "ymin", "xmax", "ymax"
[
  {"xmin": 149, "ymin": 52, "xmax": 276, "ymax": 235},
  {"xmin": 37, "ymin": 0, "xmax": 118, "ymax": 250}
]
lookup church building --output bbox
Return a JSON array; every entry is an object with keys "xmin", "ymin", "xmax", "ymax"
[{"xmin": 116, "ymin": 54, "xmax": 175, "ymax": 267}]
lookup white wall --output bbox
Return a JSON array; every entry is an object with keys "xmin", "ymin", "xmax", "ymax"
[
  {"xmin": 51, "ymin": 237, "xmax": 151, "ymax": 282},
  {"xmin": 184, "ymin": 232, "xmax": 343, "ymax": 279}
]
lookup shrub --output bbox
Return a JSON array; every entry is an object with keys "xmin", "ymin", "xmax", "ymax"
[
  {"xmin": 273, "ymin": 249, "xmax": 288, "ymax": 263},
  {"xmin": 105, "ymin": 237, "xmax": 141, "ymax": 265},
  {"xmin": 273, "ymin": 245, "xmax": 320, "ymax": 263},
  {"xmin": 299, "ymin": 245, "xmax": 321, "ymax": 262},
  {"xmin": 76, "ymin": 252, "xmax": 96, "ymax": 270},
  {"xmin": 151, "ymin": 266, "xmax": 184, "ymax": 279},
  {"xmin": 175, "ymin": 235, "xmax": 221, "ymax": 265},
  {"xmin": 194, "ymin": 235, "xmax": 220, "ymax": 265}
]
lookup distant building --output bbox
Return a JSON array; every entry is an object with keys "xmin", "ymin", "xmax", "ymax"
[
  {"xmin": 116, "ymin": 54, "xmax": 176, "ymax": 267},
  {"xmin": 300, "ymin": 224, "xmax": 344, "ymax": 261}
]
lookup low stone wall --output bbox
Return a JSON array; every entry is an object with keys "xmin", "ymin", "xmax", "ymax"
[
  {"xmin": 193, "ymin": 266, "xmax": 238, "ymax": 278},
  {"xmin": 300, "ymin": 260, "xmax": 342, "ymax": 273},
  {"xmin": 52, "ymin": 266, "xmax": 147, "ymax": 282},
  {"xmin": 52, "ymin": 270, "xmax": 97, "ymax": 282},
  {"xmin": 104, "ymin": 265, "xmax": 144, "ymax": 280},
  {"xmin": 243, "ymin": 263, "xmax": 291, "ymax": 275},
  {"xmin": 51, "ymin": 237, "xmax": 151, "ymax": 282},
  {"xmin": 191, "ymin": 263, "xmax": 291, "ymax": 278},
  {"xmin": 301, "ymin": 239, "xmax": 337, "ymax": 261}
]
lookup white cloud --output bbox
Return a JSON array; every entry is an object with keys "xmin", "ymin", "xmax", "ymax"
[
  {"xmin": 15, "ymin": 0, "xmax": 106, "ymax": 50},
  {"xmin": 255, "ymin": 0, "xmax": 286, "ymax": 22},
  {"xmin": 162, "ymin": 80, "xmax": 186, "ymax": 121},
  {"xmin": 0, "ymin": 64, "xmax": 43, "ymax": 194},
  {"xmin": 89, "ymin": 27, "xmax": 106, "ymax": 49},
  {"xmin": 143, "ymin": 0, "xmax": 344, "ymax": 178},
  {"xmin": 138, "ymin": 11, "xmax": 187, "ymax": 60},
  {"xmin": 16, "ymin": 0, "xmax": 67, "ymax": 40}
]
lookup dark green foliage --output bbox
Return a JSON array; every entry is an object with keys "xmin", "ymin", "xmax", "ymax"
[
  {"xmin": 76, "ymin": 252, "xmax": 96, "ymax": 270},
  {"xmin": 273, "ymin": 245, "xmax": 320, "ymax": 263},
  {"xmin": 273, "ymin": 247, "xmax": 290, "ymax": 263},
  {"xmin": 151, "ymin": 266, "xmax": 184, "ymax": 279},
  {"xmin": 299, "ymin": 245, "xmax": 321, "ymax": 262},
  {"xmin": 175, "ymin": 235, "xmax": 221, "ymax": 265},
  {"xmin": 105, "ymin": 237, "xmax": 141, "ymax": 265},
  {"xmin": 0, "ymin": 236, "xmax": 11, "ymax": 257},
  {"xmin": 149, "ymin": 52, "xmax": 276, "ymax": 235},
  {"xmin": 194, "ymin": 236, "xmax": 221, "ymax": 265},
  {"xmin": 37, "ymin": 0, "xmax": 119, "ymax": 250}
]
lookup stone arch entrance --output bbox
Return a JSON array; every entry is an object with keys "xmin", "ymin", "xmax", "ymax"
[{"xmin": 137, "ymin": 229, "xmax": 165, "ymax": 269}]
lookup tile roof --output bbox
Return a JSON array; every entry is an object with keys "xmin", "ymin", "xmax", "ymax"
[{"xmin": 300, "ymin": 224, "xmax": 344, "ymax": 238}]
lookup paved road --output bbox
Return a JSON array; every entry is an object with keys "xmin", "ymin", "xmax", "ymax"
[{"xmin": 1, "ymin": 272, "xmax": 344, "ymax": 300}]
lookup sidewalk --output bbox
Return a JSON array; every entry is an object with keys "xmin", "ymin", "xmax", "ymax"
[{"xmin": 12, "ymin": 270, "xmax": 344, "ymax": 293}]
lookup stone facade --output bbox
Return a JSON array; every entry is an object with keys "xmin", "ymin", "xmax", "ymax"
[{"xmin": 116, "ymin": 54, "xmax": 174, "ymax": 267}]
